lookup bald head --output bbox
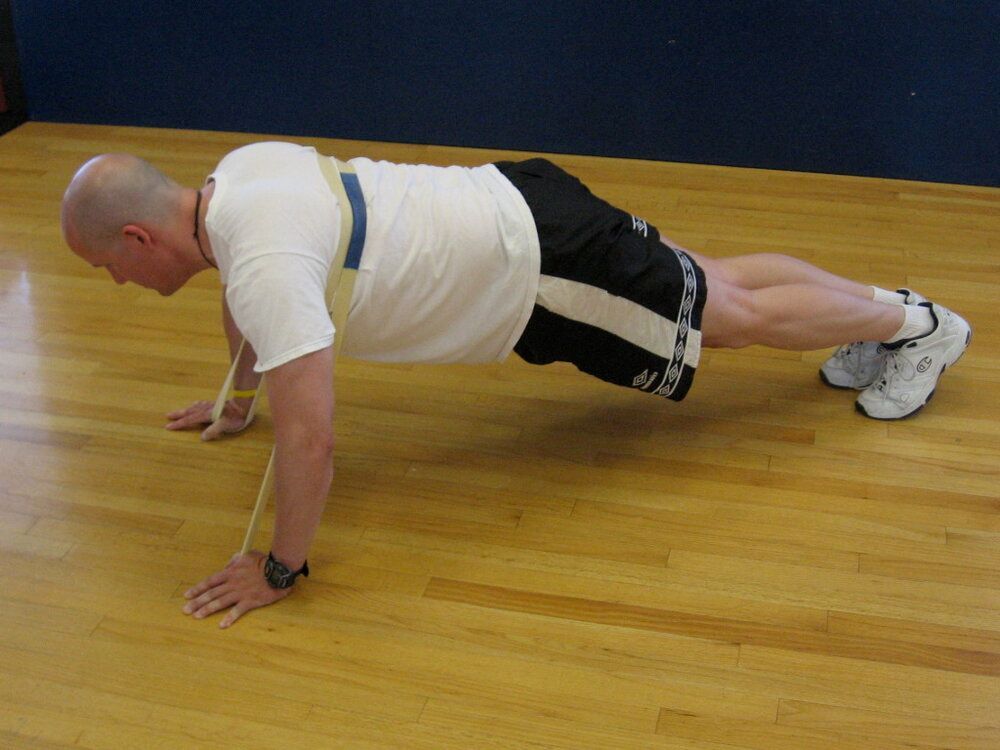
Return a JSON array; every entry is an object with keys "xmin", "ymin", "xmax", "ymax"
[{"xmin": 62, "ymin": 153, "xmax": 180, "ymax": 255}]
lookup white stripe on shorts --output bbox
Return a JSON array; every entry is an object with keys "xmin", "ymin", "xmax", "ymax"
[{"xmin": 536, "ymin": 274, "xmax": 702, "ymax": 368}]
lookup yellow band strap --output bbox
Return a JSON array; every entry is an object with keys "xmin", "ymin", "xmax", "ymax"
[{"xmin": 232, "ymin": 389, "xmax": 257, "ymax": 399}]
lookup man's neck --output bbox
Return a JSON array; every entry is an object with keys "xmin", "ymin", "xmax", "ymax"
[{"xmin": 191, "ymin": 182, "xmax": 217, "ymax": 269}]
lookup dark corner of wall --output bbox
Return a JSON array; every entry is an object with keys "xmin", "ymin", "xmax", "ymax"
[{"xmin": 0, "ymin": 0, "xmax": 29, "ymax": 135}]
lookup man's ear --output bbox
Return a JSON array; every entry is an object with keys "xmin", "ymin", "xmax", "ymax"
[{"xmin": 122, "ymin": 224, "xmax": 151, "ymax": 249}]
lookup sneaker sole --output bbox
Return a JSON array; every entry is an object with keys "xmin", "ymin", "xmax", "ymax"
[
  {"xmin": 855, "ymin": 328, "xmax": 971, "ymax": 420},
  {"xmin": 855, "ymin": 392, "xmax": 931, "ymax": 420}
]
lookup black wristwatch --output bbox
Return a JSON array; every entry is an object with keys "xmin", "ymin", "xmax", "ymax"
[{"xmin": 264, "ymin": 552, "xmax": 310, "ymax": 589}]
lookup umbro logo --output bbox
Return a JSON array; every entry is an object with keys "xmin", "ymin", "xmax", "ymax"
[
  {"xmin": 916, "ymin": 356, "xmax": 933, "ymax": 373},
  {"xmin": 632, "ymin": 369, "xmax": 659, "ymax": 389},
  {"xmin": 631, "ymin": 216, "xmax": 649, "ymax": 237}
]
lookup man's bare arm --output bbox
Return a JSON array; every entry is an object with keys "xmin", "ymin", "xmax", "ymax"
[
  {"xmin": 166, "ymin": 288, "xmax": 263, "ymax": 438},
  {"xmin": 182, "ymin": 345, "xmax": 335, "ymax": 627},
  {"xmin": 265, "ymin": 345, "xmax": 335, "ymax": 569}
]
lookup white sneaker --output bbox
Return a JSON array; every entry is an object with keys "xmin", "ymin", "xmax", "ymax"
[
  {"xmin": 819, "ymin": 289, "xmax": 927, "ymax": 390},
  {"xmin": 855, "ymin": 302, "xmax": 972, "ymax": 420},
  {"xmin": 820, "ymin": 341, "xmax": 888, "ymax": 390}
]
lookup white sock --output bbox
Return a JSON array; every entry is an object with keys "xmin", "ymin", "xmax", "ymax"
[
  {"xmin": 885, "ymin": 304, "xmax": 935, "ymax": 344},
  {"xmin": 870, "ymin": 286, "xmax": 908, "ymax": 305}
]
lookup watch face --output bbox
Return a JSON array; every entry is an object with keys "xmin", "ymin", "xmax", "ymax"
[
  {"xmin": 265, "ymin": 556, "xmax": 289, "ymax": 588},
  {"xmin": 265, "ymin": 553, "xmax": 305, "ymax": 589}
]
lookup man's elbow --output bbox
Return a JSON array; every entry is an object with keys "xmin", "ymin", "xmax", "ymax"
[
  {"xmin": 282, "ymin": 425, "xmax": 335, "ymax": 463},
  {"xmin": 308, "ymin": 430, "xmax": 335, "ymax": 462}
]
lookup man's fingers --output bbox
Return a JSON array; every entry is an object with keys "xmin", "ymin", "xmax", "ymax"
[
  {"xmin": 220, "ymin": 603, "xmax": 246, "ymax": 629},
  {"xmin": 200, "ymin": 421, "xmax": 224, "ymax": 441},
  {"xmin": 220, "ymin": 587, "xmax": 291, "ymax": 629},
  {"xmin": 183, "ymin": 583, "xmax": 228, "ymax": 614},
  {"xmin": 166, "ymin": 415, "xmax": 208, "ymax": 431},
  {"xmin": 201, "ymin": 415, "xmax": 249, "ymax": 441},
  {"xmin": 166, "ymin": 398, "xmax": 249, "ymax": 439},
  {"xmin": 165, "ymin": 402, "xmax": 214, "ymax": 430},
  {"xmin": 193, "ymin": 591, "xmax": 240, "ymax": 620},
  {"xmin": 185, "ymin": 573, "xmax": 227, "ymax": 598},
  {"xmin": 183, "ymin": 572, "xmax": 228, "ymax": 602},
  {"xmin": 166, "ymin": 401, "xmax": 211, "ymax": 419}
]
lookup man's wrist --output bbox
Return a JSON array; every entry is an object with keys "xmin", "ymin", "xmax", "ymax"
[
  {"xmin": 226, "ymin": 398, "xmax": 253, "ymax": 421},
  {"xmin": 264, "ymin": 552, "xmax": 309, "ymax": 589},
  {"xmin": 269, "ymin": 550, "xmax": 307, "ymax": 572}
]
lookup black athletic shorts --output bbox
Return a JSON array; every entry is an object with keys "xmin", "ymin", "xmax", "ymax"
[{"xmin": 495, "ymin": 158, "xmax": 707, "ymax": 401}]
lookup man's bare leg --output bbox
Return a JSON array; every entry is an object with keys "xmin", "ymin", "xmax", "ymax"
[
  {"xmin": 657, "ymin": 238, "xmax": 908, "ymax": 350},
  {"xmin": 661, "ymin": 236, "xmax": 875, "ymax": 299},
  {"xmin": 698, "ymin": 277, "xmax": 904, "ymax": 350},
  {"xmin": 655, "ymin": 239, "xmax": 970, "ymax": 421}
]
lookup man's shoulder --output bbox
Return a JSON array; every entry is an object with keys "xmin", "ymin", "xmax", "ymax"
[
  {"xmin": 212, "ymin": 141, "xmax": 334, "ymax": 227},
  {"xmin": 217, "ymin": 142, "xmax": 319, "ymax": 171}
]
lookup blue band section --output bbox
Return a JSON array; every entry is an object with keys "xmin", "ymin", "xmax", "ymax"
[{"xmin": 341, "ymin": 172, "xmax": 367, "ymax": 270}]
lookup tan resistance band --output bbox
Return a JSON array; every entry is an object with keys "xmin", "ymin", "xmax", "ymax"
[{"xmin": 210, "ymin": 155, "xmax": 361, "ymax": 555}]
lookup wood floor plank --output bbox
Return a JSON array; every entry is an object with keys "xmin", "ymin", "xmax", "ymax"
[
  {"xmin": 421, "ymin": 697, "xmax": 743, "ymax": 750},
  {"xmin": 424, "ymin": 577, "xmax": 998, "ymax": 675},
  {"xmin": 827, "ymin": 611, "xmax": 1000, "ymax": 655},
  {"xmin": 777, "ymin": 698, "xmax": 1000, "ymax": 750},
  {"xmin": 666, "ymin": 549, "xmax": 1000, "ymax": 630},
  {"xmin": 354, "ymin": 529, "xmax": 828, "ymax": 632},
  {"xmin": 738, "ymin": 646, "xmax": 1000, "ymax": 724},
  {"xmin": 656, "ymin": 708, "xmax": 949, "ymax": 750}
]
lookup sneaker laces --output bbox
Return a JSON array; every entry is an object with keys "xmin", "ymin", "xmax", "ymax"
[
  {"xmin": 835, "ymin": 342, "xmax": 862, "ymax": 366},
  {"xmin": 874, "ymin": 349, "xmax": 917, "ymax": 397}
]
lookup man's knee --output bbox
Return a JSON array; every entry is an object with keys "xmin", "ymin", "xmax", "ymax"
[{"xmin": 665, "ymin": 241, "xmax": 733, "ymax": 287}]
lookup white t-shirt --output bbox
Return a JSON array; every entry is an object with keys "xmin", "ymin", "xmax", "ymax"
[{"xmin": 205, "ymin": 143, "xmax": 540, "ymax": 372}]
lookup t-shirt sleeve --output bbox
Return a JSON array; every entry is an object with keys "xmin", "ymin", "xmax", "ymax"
[{"xmin": 225, "ymin": 253, "xmax": 335, "ymax": 372}]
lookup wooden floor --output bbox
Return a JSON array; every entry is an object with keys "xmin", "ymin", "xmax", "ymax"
[{"xmin": 1, "ymin": 122, "xmax": 998, "ymax": 749}]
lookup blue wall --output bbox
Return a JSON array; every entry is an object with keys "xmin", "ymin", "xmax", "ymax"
[{"xmin": 11, "ymin": 1, "xmax": 999, "ymax": 186}]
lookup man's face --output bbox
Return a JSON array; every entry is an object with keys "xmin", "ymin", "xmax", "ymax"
[{"xmin": 69, "ymin": 231, "xmax": 183, "ymax": 297}]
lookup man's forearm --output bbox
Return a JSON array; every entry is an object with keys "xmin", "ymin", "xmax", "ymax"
[
  {"xmin": 257, "ymin": 346, "xmax": 336, "ymax": 574},
  {"xmin": 269, "ymin": 433, "xmax": 334, "ymax": 570}
]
